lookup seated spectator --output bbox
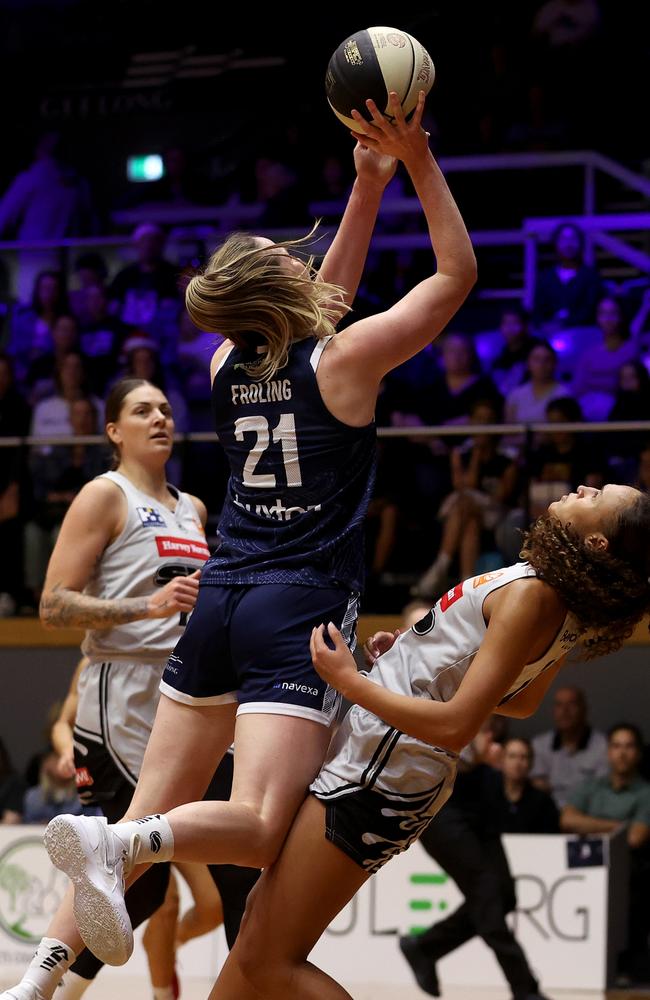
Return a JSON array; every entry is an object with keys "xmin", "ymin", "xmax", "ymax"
[
  {"xmin": 22, "ymin": 748, "xmax": 83, "ymax": 824},
  {"xmin": 490, "ymin": 306, "xmax": 542, "ymax": 397},
  {"xmin": 69, "ymin": 251, "xmax": 109, "ymax": 325},
  {"xmin": 561, "ymin": 723, "xmax": 650, "ymax": 842},
  {"xmin": 30, "ymin": 352, "xmax": 102, "ymax": 443},
  {"xmin": 177, "ymin": 309, "xmax": 220, "ymax": 415},
  {"xmin": 108, "ymin": 223, "xmax": 181, "ymax": 363},
  {"xmin": 7, "ymin": 269, "xmax": 69, "ymax": 382},
  {"xmin": 527, "ymin": 395, "xmax": 606, "ymax": 517},
  {"xmin": 0, "ymin": 736, "xmax": 26, "ymax": 824},
  {"xmin": 0, "ymin": 354, "xmax": 30, "ymax": 615},
  {"xmin": 119, "ymin": 335, "xmax": 189, "ymax": 432},
  {"xmin": 605, "ymin": 361, "xmax": 650, "ymax": 472},
  {"xmin": 504, "ymin": 342, "xmax": 566, "ymax": 425},
  {"xmin": 412, "ymin": 398, "xmax": 517, "ymax": 598},
  {"xmin": 560, "ymin": 723, "xmax": 650, "ymax": 985},
  {"xmin": 429, "ymin": 331, "xmax": 502, "ymax": 425},
  {"xmin": 610, "ymin": 361, "xmax": 650, "ymax": 423},
  {"xmin": 572, "ymin": 296, "xmax": 639, "ymax": 419},
  {"xmin": 26, "ymin": 313, "xmax": 79, "ymax": 404},
  {"xmin": 530, "ymin": 685, "xmax": 608, "ymax": 808},
  {"xmin": 487, "ymin": 737, "xmax": 559, "ymax": 834},
  {"xmin": 532, "ymin": 222, "xmax": 602, "ymax": 333},
  {"xmin": 77, "ymin": 284, "xmax": 125, "ymax": 395},
  {"xmin": 495, "ymin": 396, "xmax": 606, "ymax": 562},
  {"xmin": 25, "ymin": 397, "xmax": 107, "ymax": 604}
]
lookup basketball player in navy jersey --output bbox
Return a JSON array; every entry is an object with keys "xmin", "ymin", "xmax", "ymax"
[{"xmin": 28, "ymin": 89, "xmax": 478, "ymax": 981}]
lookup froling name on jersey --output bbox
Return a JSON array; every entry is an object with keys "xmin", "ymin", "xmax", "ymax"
[{"xmin": 231, "ymin": 379, "xmax": 292, "ymax": 405}]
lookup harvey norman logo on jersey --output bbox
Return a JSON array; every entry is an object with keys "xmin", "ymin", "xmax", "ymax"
[{"xmin": 155, "ymin": 536, "xmax": 210, "ymax": 560}]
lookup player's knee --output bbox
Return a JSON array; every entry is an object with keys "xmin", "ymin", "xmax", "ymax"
[
  {"xmin": 237, "ymin": 813, "xmax": 286, "ymax": 869},
  {"xmin": 237, "ymin": 934, "xmax": 291, "ymax": 992}
]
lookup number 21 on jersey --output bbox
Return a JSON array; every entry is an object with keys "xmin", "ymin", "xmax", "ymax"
[{"xmin": 234, "ymin": 412, "xmax": 303, "ymax": 488}]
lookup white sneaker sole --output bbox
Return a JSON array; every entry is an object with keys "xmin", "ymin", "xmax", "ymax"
[{"xmin": 44, "ymin": 816, "xmax": 133, "ymax": 966}]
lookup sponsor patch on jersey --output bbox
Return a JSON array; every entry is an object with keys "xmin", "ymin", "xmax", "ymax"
[
  {"xmin": 440, "ymin": 582, "xmax": 464, "ymax": 612},
  {"xmin": 472, "ymin": 570, "xmax": 505, "ymax": 588},
  {"xmin": 155, "ymin": 535, "xmax": 210, "ymax": 560},
  {"xmin": 75, "ymin": 767, "xmax": 94, "ymax": 788},
  {"xmin": 137, "ymin": 505, "xmax": 166, "ymax": 527}
]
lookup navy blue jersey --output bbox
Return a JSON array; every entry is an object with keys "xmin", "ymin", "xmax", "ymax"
[{"xmin": 203, "ymin": 336, "xmax": 376, "ymax": 591}]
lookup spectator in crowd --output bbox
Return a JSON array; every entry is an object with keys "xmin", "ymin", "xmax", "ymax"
[
  {"xmin": 77, "ymin": 284, "xmax": 125, "ymax": 395},
  {"xmin": 573, "ymin": 296, "xmax": 639, "ymax": 419},
  {"xmin": 504, "ymin": 342, "xmax": 566, "ymax": 426},
  {"xmin": 377, "ymin": 339, "xmax": 442, "ymax": 428},
  {"xmin": 0, "ymin": 354, "xmax": 30, "ymax": 616},
  {"xmin": 22, "ymin": 748, "xmax": 83, "ymax": 824},
  {"xmin": 532, "ymin": 222, "xmax": 601, "ymax": 332},
  {"xmin": 488, "ymin": 736, "xmax": 559, "ymax": 834},
  {"xmin": 30, "ymin": 352, "xmax": 102, "ymax": 442},
  {"xmin": 26, "ymin": 314, "xmax": 79, "ymax": 405},
  {"xmin": 490, "ymin": 306, "xmax": 542, "ymax": 397},
  {"xmin": 412, "ymin": 397, "xmax": 517, "ymax": 598},
  {"xmin": 25, "ymin": 397, "xmax": 107, "ymax": 605},
  {"xmin": 560, "ymin": 723, "xmax": 650, "ymax": 985},
  {"xmin": 108, "ymin": 224, "xmax": 180, "ymax": 347},
  {"xmin": 8, "ymin": 269, "xmax": 70, "ymax": 382},
  {"xmin": 0, "ymin": 132, "xmax": 95, "ymax": 242},
  {"xmin": 526, "ymin": 395, "xmax": 605, "ymax": 517},
  {"xmin": 0, "ymin": 736, "xmax": 26, "ymax": 824},
  {"xmin": 430, "ymin": 331, "xmax": 502, "ymax": 425},
  {"xmin": 607, "ymin": 361, "xmax": 650, "ymax": 465},
  {"xmin": 176, "ymin": 309, "xmax": 220, "ymax": 417},
  {"xmin": 610, "ymin": 361, "xmax": 650, "ymax": 423},
  {"xmin": 69, "ymin": 251, "xmax": 109, "ymax": 325},
  {"xmin": 530, "ymin": 685, "xmax": 608, "ymax": 808},
  {"xmin": 120, "ymin": 335, "xmax": 189, "ymax": 433},
  {"xmin": 0, "ymin": 133, "xmax": 97, "ymax": 304},
  {"xmin": 561, "ymin": 723, "xmax": 650, "ymax": 843}
]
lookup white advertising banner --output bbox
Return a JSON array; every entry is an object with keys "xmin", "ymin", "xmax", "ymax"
[{"xmin": 0, "ymin": 827, "xmax": 618, "ymax": 991}]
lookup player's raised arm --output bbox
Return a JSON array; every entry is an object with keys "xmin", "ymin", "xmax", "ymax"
[{"xmin": 333, "ymin": 91, "xmax": 476, "ymax": 383}]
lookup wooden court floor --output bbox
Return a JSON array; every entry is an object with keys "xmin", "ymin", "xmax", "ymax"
[{"xmin": 4, "ymin": 975, "xmax": 650, "ymax": 999}]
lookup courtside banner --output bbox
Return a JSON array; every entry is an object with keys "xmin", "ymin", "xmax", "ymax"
[{"xmin": 0, "ymin": 828, "xmax": 624, "ymax": 989}]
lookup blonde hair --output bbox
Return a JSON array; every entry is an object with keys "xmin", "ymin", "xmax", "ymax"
[{"xmin": 185, "ymin": 225, "xmax": 349, "ymax": 381}]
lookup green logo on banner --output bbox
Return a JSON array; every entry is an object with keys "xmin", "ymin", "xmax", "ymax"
[
  {"xmin": 0, "ymin": 838, "xmax": 69, "ymax": 944},
  {"xmin": 408, "ymin": 871, "xmax": 450, "ymax": 935}
]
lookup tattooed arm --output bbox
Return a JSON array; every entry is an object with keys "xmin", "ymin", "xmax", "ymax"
[{"xmin": 40, "ymin": 479, "xmax": 200, "ymax": 629}]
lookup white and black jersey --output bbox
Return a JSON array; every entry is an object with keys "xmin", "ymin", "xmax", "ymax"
[
  {"xmin": 312, "ymin": 563, "xmax": 578, "ymax": 873},
  {"xmin": 74, "ymin": 471, "xmax": 209, "ymax": 800}
]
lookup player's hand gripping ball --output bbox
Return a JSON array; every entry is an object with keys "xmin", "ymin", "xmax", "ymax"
[{"xmin": 326, "ymin": 25, "xmax": 434, "ymax": 133}]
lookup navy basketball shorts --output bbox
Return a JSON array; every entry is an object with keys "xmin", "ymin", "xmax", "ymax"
[{"xmin": 160, "ymin": 583, "xmax": 359, "ymax": 727}]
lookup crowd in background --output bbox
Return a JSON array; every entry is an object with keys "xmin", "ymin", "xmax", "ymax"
[{"xmin": 0, "ymin": 216, "xmax": 650, "ymax": 615}]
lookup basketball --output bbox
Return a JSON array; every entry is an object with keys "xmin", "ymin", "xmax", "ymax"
[{"xmin": 325, "ymin": 26, "xmax": 434, "ymax": 133}]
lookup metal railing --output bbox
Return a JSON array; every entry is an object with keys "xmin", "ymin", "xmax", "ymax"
[{"xmin": 1, "ymin": 149, "xmax": 648, "ymax": 307}]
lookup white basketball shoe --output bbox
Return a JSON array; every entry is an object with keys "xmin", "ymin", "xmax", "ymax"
[
  {"xmin": 0, "ymin": 987, "xmax": 45, "ymax": 1000},
  {"xmin": 44, "ymin": 815, "xmax": 133, "ymax": 966}
]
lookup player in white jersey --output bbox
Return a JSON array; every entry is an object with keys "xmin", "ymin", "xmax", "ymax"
[
  {"xmin": 194, "ymin": 482, "xmax": 650, "ymax": 998},
  {"xmin": 0, "ymin": 377, "xmax": 213, "ymax": 1000}
]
